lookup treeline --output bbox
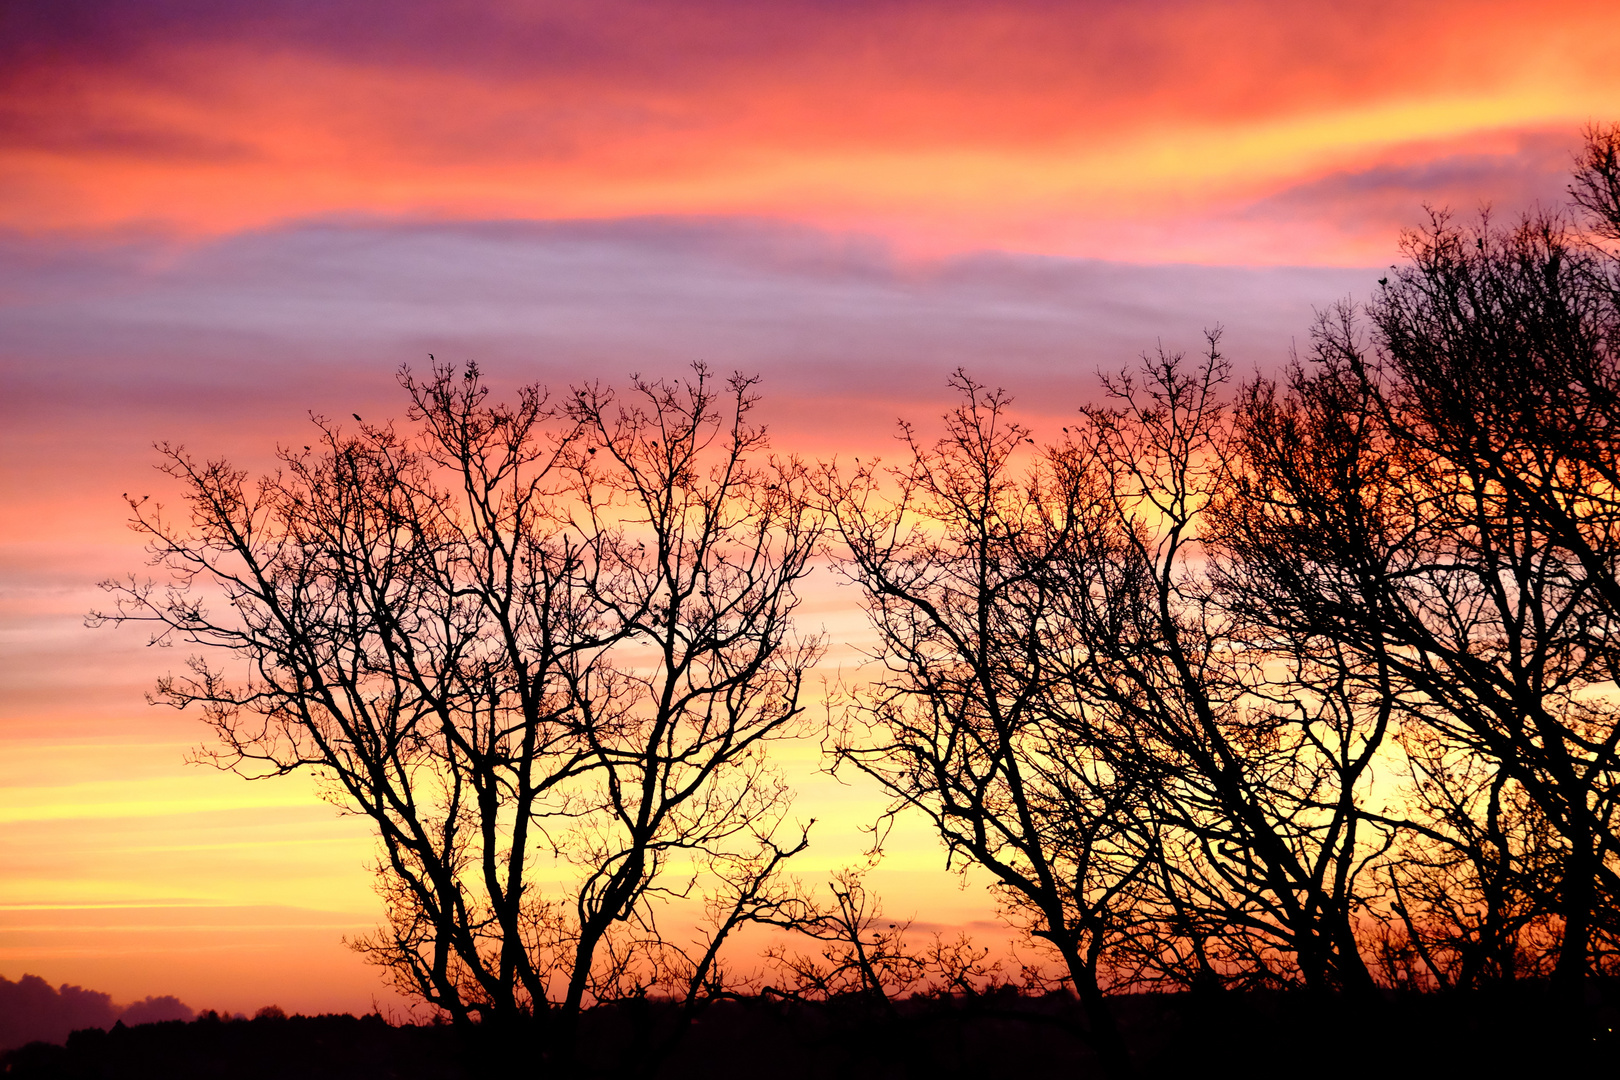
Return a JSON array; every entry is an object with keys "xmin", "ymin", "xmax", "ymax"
[
  {"xmin": 7, "ymin": 988, "xmax": 1611, "ymax": 1079},
  {"xmin": 0, "ymin": 974, "xmax": 193, "ymax": 1053},
  {"xmin": 0, "ymin": 1009, "xmax": 462, "ymax": 1080},
  {"xmin": 89, "ymin": 125, "xmax": 1620, "ymax": 1075}
]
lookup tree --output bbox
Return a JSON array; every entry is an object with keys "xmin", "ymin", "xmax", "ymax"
[
  {"xmin": 1222, "ymin": 121, "xmax": 1620, "ymax": 994},
  {"xmin": 762, "ymin": 868, "xmax": 927, "ymax": 1012},
  {"xmin": 761, "ymin": 866, "xmax": 1009, "ymax": 1011},
  {"xmin": 1054, "ymin": 341, "xmax": 1392, "ymax": 999},
  {"xmin": 90, "ymin": 362, "xmax": 822, "ymax": 1065},
  {"xmin": 818, "ymin": 375, "xmax": 1151, "ymax": 1077}
]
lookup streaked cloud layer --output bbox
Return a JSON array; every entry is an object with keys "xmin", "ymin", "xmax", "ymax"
[
  {"xmin": 1, "ymin": 0, "xmax": 1608, "ymax": 1012},
  {"xmin": 2, "ymin": 0, "xmax": 1610, "ymax": 260}
]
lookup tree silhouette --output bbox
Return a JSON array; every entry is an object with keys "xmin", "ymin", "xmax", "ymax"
[
  {"xmin": 91, "ymin": 362, "xmax": 821, "ymax": 1065},
  {"xmin": 1052, "ymin": 342, "xmax": 1395, "ymax": 1000},
  {"xmin": 817, "ymin": 375, "xmax": 1150, "ymax": 1077},
  {"xmin": 1199, "ymin": 126, "xmax": 1620, "ymax": 1003},
  {"xmin": 762, "ymin": 868, "xmax": 927, "ymax": 1011}
]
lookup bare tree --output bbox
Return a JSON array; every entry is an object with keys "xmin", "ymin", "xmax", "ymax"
[
  {"xmin": 90, "ymin": 362, "xmax": 822, "ymax": 1065},
  {"xmin": 1055, "ymin": 340, "xmax": 1393, "ymax": 999},
  {"xmin": 818, "ymin": 374, "xmax": 1151, "ymax": 1077},
  {"xmin": 760, "ymin": 866, "xmax": 1010, "ymax": 1013},
  {"xmin": 1571, "ymin": 121, "xmax": 1620, "ymax": 246},
  {"xmin": 762, "ymin": 868, "xmax": 927, "ymax": 1011},
  {"xmin": 1230, "ymin": 344, "xmax": 1562, "ymax": 996},
  {"xmin": 1242, "ymin": 192, "xmax": 1620, "ymax": 996}
]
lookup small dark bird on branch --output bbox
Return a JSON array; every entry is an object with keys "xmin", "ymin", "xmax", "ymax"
[{"xmin": 353, "ymin": 413, "xmax": 362, "ymax": 421}]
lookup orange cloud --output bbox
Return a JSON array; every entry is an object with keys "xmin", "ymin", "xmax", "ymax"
[{"xmin": 3, "ymin": 1, "xmax": 1616, "ymax": 261}]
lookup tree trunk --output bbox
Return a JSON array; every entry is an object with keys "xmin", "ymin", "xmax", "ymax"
[
  {"xmin": 1552, "ymin": 838, "xmax": 1595, "ymax": 1002},
  {"xmin": 1330, "ymin": 915, "xmax": 1383, "ymax": 1003},
  {"xmin": 1059, "ymin": 942, "xmax": 1134, "ymax": 1080}
]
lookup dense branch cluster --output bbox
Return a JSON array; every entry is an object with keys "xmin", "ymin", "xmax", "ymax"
[
  {"xmin": 91, "ymin": 124, "xmax": 1620, "ymax": 1072},
  {"xmin": 815, "ymin": 123, "xmax": 1620, "ymax": 1066}
]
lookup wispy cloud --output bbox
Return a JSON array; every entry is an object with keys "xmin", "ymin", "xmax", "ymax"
[{"xmin": 3, "ymin": 1, "xmax": 1613, "ymax": 259}]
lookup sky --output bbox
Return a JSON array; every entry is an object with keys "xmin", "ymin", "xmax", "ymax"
[{"xmin": 1, "ymin": 0, "xmax": 1615, "ymax": 1017}]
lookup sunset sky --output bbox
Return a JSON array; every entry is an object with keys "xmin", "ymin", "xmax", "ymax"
[{"xmin": 2, "ymin": 0, "xmax": 1616, "ymax": 1016}]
